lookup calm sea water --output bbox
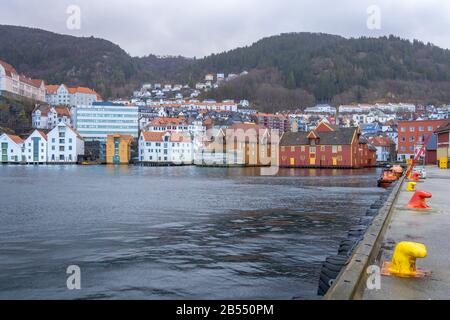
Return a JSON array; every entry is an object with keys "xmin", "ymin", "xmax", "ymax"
[{"xmin": 0, "ymin": 165, "xmax": 383, "ymax": 300}]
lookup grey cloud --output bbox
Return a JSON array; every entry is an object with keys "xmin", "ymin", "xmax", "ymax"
[{"xmin": 0, "ymin": 0, "xmax": 449, "ymax": 57}]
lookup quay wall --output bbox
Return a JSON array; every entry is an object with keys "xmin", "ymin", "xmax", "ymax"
[{"xmin": 325, "ymin": 175, "xmax": 405, "ymax": 300}]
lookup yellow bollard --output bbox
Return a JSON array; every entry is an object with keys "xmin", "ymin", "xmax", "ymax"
[
  {"xmin": 406, "ymin": 182, "xmax": 417, "ymax": 192},
  {"xmin": 382, "ymin": 242, "xmax": 431, "ymax": 278}
]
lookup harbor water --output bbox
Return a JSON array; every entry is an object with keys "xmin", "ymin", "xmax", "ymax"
[{"xmin": 0, "ymin": 165, "xmax": 384, "ymax": 299}]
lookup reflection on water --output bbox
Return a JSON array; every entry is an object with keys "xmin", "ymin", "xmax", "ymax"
[{"xmin": 0, "ymin": 165, "xmax": 383, "ymax": 299}]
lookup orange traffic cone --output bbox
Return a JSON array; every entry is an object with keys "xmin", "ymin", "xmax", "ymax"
[{"xmin": 406, "ymin": 190, "xmax": 432, "ymax": 209}]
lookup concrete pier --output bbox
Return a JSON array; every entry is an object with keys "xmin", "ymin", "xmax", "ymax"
[{"xmin": 364, "ymin": 166, "xmax": 450, "ymax": 300}]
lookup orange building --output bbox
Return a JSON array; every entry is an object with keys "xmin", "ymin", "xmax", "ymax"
[{"xmin": 106, "ymin": 134, "xmax": 134, "ymax": 164}]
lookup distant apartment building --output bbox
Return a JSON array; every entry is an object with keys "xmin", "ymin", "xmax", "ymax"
[
  {"xmin": 47, "ymin": 123, "xmax": 84, "ymax": 163},
  {"xmin": 304, "ymin": 104, "xmax": 337, "ymax": 114},
  {"xmin": 45, "ymin": 84, "xmax": 102, "ymax": 107},
  {"xmin": 0, "ymin": 60, "xmax": 46, "ymax": 102},
  {"xmin": 72, "ymin": 102, "xmax": 139, "ymax": 141},
  {"xmin": 397, "ymin": 119, "xmax": 446, "ymax": 161},
  {"xmin": 254, "ymin": 113, "xmax": 290, "ymax": 133},
  {"xmin": 32, "ymin": 105, "xmax": 72, "ymax": 130}
]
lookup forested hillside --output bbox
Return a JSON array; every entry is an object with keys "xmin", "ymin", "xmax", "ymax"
[{"xmin": 2, "ymin": 25, "xmax": 450, "ymax": 111}]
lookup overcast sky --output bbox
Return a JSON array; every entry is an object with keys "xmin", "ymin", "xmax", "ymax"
[{"xmin": 1, "ymin": 0, "xmax": 449, "ymax": 57}]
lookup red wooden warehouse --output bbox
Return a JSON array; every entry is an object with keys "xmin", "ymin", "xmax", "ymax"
[{"xmin": 279, "ymin": 121, "xmax": 376, "ymax": 168}]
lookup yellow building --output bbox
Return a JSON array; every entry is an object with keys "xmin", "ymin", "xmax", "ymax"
[{"xmin": 106, "ymin": 134, "xmax": 134, "ymax": 164}]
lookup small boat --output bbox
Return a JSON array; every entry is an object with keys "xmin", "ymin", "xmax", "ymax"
[
  {"xmin": 392, "ymin": 165, "xmax": 404, "ymax": 178},
  {"xmin": 377, "ymin": 169, "xmax": 398, "ymax": 188}
]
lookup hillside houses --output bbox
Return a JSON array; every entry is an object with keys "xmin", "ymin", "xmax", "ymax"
[
  {"xmin": 0, "ymin": 59, "xmax": 46, "ymax": 102},
  {"xmin": 32, "ymin": 105, "xmax": 72, "ymax": 130},
  {"xmin": 45, "ymin": 84, "xmax": 102, "ymax": 107}
]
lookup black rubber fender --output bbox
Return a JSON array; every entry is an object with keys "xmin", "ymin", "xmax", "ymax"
[
  {"xmin": 337, "ymin": 238, "xmax": 359, "ymax": 256},
  {"xmin": 317, "ymin": 255, "xmax": 349, "ymax": 296}
]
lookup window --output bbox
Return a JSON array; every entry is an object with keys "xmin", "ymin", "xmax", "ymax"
[
  {"xmin": 419, "ymin": 126, "xmax": 424, "ymax": 132},
  {"xmin": 291, "ymin": 146, "xmax": 295, "ymax": 152},
  {"xmin": 410, "ymin": 146, "xmax": 414, "ymax": 152},
  {"xmin": 409, "ymin": 127, "xmax": 415, "ymax": 132},
  {"xmin": 409, "ymin": 136, "xmax": 415, "ymax": 142},
  {"xmin": 428, "ymin": 126, "xmax": 433, "ymax": 131},
  {"xmin": 321, "ymin": 146, "xmax": 325, "ymax": 152},
  {"xmin": 401, "ymin": 146, "xmax": 406, "ymax": 151},
  {"xmin": 281, "ymin": 146, "xmax": 285, "ymax": 152},
  {"xmin": 401, "ymin": 137, "xmax": 406, "ymax": 142},
  {"xmin": 400, "ymin": 127, "xmax": 406, "ymax": 132},
  {"xmin": 337, "ymin": 146, "xmax": 342, "ymax": 152},
  {"xmin": 332, "ymin": 146, "xmax": 337, "ymax": 153},
  {"xmin": 301, "ymin": 146, "xmax": 305, "ymax": 152},
  {"xmin": 310, "ymin": 147, "xmax": 316, "ymax": 154}
]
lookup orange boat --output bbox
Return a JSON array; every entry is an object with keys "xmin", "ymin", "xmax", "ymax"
[
  {"xmin": 392, "ymin": 165, "xmax": 404, "ymax": 178},
  {"xmin": 378, "ymin": 169, "xmax": 399, "ymax": 188}
]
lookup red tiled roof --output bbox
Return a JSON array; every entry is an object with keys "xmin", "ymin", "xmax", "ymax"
[
  {"xmin": 7, "ymin": 134, "xmax": 24, "ymax": 144},
  {"xmin": 170, "ymin": 133, "xmax": 192, "ymax": 143},
  {"xmin": 45, "ymin": 85, "xmax": 61, "ymax": 94},
  {"xmin": 142, "ymin": 132, "xmax": 166, "ymax": 142},
  {"xmin": 0, "ymin": 60, "xmax": 17, "ymax": 77},
  {"xmin": 368, "ymin": 136, "xmax": 395, "ymax": 147},
  {"xmin": 150, "ymin": 117, "xmax": 187, "ymax": 126},
  {"xmin": 54, "ymin": 106, "xmax": 71, "ymax": 117}
]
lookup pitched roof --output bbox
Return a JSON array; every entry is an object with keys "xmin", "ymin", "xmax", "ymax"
[
  {"xmin": 170, "ymin": 133, "xmax": 192, "ymax": 143},
  {"xmin": 142, "ymin": 131, "xmax": 166, "ymax": 142},
  {"xmin": 36, "ymin": 130, "xmax": 48, "ymax": 141},
  {"xmin": 367, "ymin": 136, "xmax": 395, "ymax": 147},
  {"xmin": 0, "ymin": 60, "xmax": 17, "ymax": 77},
  {"xmin": 54, "ymin": 106, "xmax": 71, "ymax": 117},
  {"xmin": 66, "ymin": 125, "xmax": 84, "ymax": 140},
  {"xmin": 280, "ymin": 127, "xmax": 357, "ymax": 146},
  {"xmin": 6, "ymin": 134, "xmax": 24, "ymax": 144},
  {"xmin": 32, "ymin": 104, "xmax": 51, "ymax": 116},
  {"xmin": 150, "ymin": 117, "xmax": 187, "ymax": 126},
  {"xmin": 45, "ymin": 85, "xmax": 61, "ymax": 94},
  {"xmin": 435, "ymin": 120, "xmax": 450, "ymax": 133}
]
